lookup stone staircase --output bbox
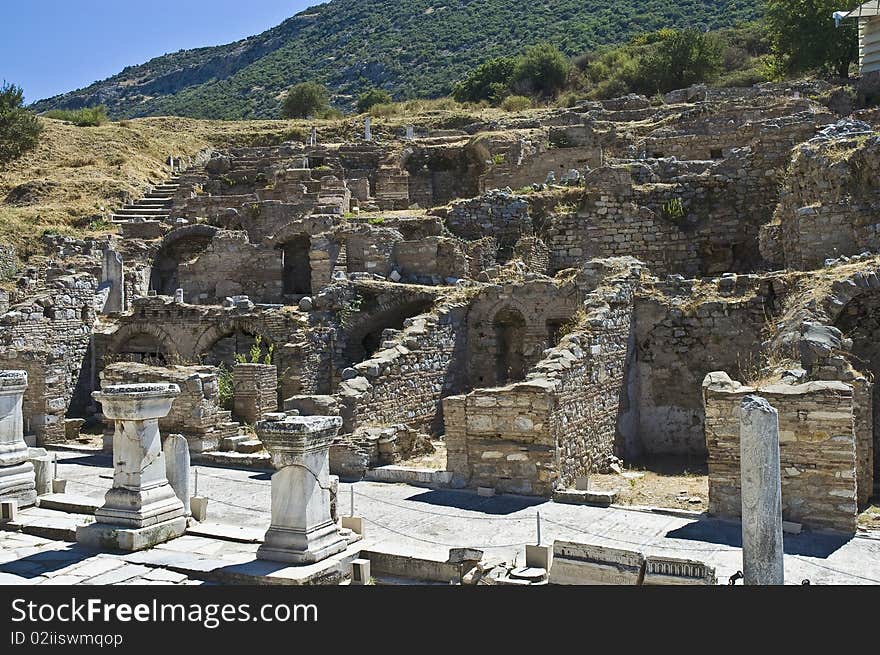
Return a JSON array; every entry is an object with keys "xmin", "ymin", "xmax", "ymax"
[{"xmin": 111, "ymin": 176, "xmax": 181, "ymax": 223}]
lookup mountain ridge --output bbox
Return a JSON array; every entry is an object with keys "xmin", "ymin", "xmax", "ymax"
[{"xmin": 32, "ymin": 0, "xmax": 763, "ymax": 120}]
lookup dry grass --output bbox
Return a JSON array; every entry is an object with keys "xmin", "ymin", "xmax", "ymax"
[{"xmin": 589, "ymin": 456, "xmax": 708, "ymax": 511}]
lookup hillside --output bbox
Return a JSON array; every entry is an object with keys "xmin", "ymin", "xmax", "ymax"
[
  {"xmin": 0, "ymin": 103, "xmax": 508, "ymax": 251},
  {"xmin": 32, "ymin": 0, "xmax": 762, "ymax": 120}
]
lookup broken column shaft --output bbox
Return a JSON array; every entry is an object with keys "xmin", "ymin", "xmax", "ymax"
[
  {"xmin": 256, "ymin": 414, "xmax": 347, "ymax": 564},
  {"xmin": 739, "ymin": 394, "xmax": 784, "ymax": 585},
  {"xmin": 77, "ymin": 383, "xmax": 187, "ymax": 551}
]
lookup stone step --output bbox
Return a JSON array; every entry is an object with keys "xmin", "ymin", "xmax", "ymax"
[
  {"xmin": 5, "ymin": 507, "xmax": 94, "ymax": 542},
  {"xmin": 220, "ymin": 434, "xmax": 250, "ymax": 452},
  {"xmin": 36, "ymin": 493, "xmax": 101, "ymax": 515},
  {"xmin": 192, "ymin": 450, "xmax": 272, "ymax": 469},
  {"xmin": 364, "ymin": 466, "xmax": 453, "ymax": 488},
  {"xmin": 115, "ymin": 207, "xmax": 170, "ymax": 215},
  {"xmin": 144, "ymin": 192, "xmax": 176, "ymax": 199},
  {"xmin": 128, "ymin": 200, "xmax": 172, "ymax": 208},
  {"xmin": 234, "ymin": 439, "xmax": 265, "ymax": 454}
]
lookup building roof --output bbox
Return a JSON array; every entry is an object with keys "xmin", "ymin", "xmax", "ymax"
[{"xmin": 840, "ymin": 1, "xmax": 880, "ymax": 19}]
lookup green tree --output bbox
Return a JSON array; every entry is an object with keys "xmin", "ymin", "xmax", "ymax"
[
  {"xmin": 0, "ymin": 82, "xmax": 42, "ymax": 166},
  {"xmin": 281, "ymin": 82, "xmax": 330, "ymax": 119},
  {"xmin": 452, "ymin": 57, "xmax": 517, "ymax": 103},
  {"xmin": 357, "ymin": 88, "xmax": 393, "ymax": 113},
  {"xmin": 512, "ymin": 43, "xmax": 569, "ymax": 97},
  {"xmin": 637, "ymin": 28, "xmax": 724, "ymax": 93},
  {"xmin": 765, "ymin": 0, "xmax": 860, "ymax": 78}
]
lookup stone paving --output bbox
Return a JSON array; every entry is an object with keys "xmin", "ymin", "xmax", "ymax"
[{"xmin": 1, "ymin": 451, "xmax": 879, "ymax": 585}]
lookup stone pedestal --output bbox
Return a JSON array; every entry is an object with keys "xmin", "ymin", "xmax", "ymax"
[
  {"xmin": 256, "ymin": 415, "xmax": 347, "ymax": 564},
  {"xmin": 77, "ymin": 384, "xmax": 186, "ymax": 551},
  {"xmin": 740, "ymin": 395, "xmax": 784, "ymax": 585},
  {"xmin": 0, "ymin": 371, "xmax": 36, "ymax": 508}
]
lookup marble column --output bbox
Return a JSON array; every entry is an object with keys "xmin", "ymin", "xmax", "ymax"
[
  {"xmin": 256, "ymin": 414, "xmax": 347, "ymax": 564},
  {"xmin": 740, "ymin": 394, "xmax": 784, "ymax": 585},
  {"xmin": 364, "ymin": 116, "xmax": 372, "ymax": 142},
  {"xmin": 77, "ymin": 384, "xmax": 186, "ymax": 551},
  {"xmin": 101, "ymin": 249, "xmax": 125, "ymax": 314},
  {"xmin": 0, "ymin": 371, "xmax": 36, "ymax": 508}
]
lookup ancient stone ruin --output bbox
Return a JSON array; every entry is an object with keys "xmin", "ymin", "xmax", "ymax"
[{"xmin": 3, "ymin": 80, "xmax": 880, "ymax": 585}]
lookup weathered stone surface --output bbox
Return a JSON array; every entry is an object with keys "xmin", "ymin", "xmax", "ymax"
[{"xmin": 739, "ymin": 395, "xmax": 784, "ymax": 585}]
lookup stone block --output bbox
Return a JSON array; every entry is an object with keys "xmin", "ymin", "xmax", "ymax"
[{"xmin": 549, "ymin": 541, "xmax": 645, "ymax": 585}]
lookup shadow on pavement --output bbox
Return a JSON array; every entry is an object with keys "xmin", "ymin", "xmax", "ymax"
[
  {"xmin": 665, "ymin": 519, "xmax": 852, "ymax": 557},
  {"xmin": 405, "ymin": 489, "xmax": 545, "ymax": 515}
]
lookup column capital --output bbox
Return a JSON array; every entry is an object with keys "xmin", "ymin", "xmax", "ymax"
[
  {"xmin": 93, "ymin": 383, "xmax": 180, "ymax": 421},
  {"xmin": 257, "ymin": 415, "xmax": 342, "ymax": 468}
]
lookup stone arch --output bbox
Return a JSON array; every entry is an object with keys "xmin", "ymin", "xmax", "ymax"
[
  {"xmin": 105, "ymin": 323, "xmax": 180, "ymax": 366},
  {"xmin": 193, "ymin": 319, "xmax": 278, "ymax": 370},
  {"xmin": 340, "ymin": 290, "xmax": 438, "ymax": 366},
  {"xmin": 149, "ymin": 225, "xmax": 219, "ymax": 295}
]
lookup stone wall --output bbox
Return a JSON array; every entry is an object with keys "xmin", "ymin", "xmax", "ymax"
[
  {"xmin": 0, "ymin": 273, "xmax": 97, "ymax": 433},
  {"xmin": 542, "ymin": 156, "xmax": 770, "ymax": 278},
  {"xmin": 633, "ymin": 275, "xmax": 774, "ymax": 456},
  {"xmin": 392, "ymin": 237, "xmax": 470, "ymax": 284},
  {"xmin": 703, "ymin": 373, "xmax": 859, "ymax": 534},
  {"xmin": 445, "ymin": 190, "xmax": 533, "ymax": 258},
  {"xmin": 335, "ymin": 302, "xmax": 468, "ymax": 436},
  {"xmin": 233, "ymin": 363, "xmax": 278, "ymax": 424},
  {"xmin": 0, "ymin": 349, "xmax": 68, "ymax": 444},
  {"xmin": 178, "ymin": 231, "xmax": 284, "ymax": 304},
  {"xmin": 100, "ymin": 362, "xmax": 232, "ymax": 453},
  {"xmin": 763, "ymin": 129, "xmax": 880, "ymax": 270},
  {"xmin": 444, "ymin": 260, "xmax": 640, "ymax": 495}
]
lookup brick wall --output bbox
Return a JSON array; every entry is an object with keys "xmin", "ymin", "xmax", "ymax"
[
  {"xmin": 703, "ymin": 373, "xmax": 859, "ymax": 534},
  {"xmin": 233, "ymin": 363, "xmax": 278, "ymax": 424}
]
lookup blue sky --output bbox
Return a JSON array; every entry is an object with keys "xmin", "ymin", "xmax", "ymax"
[{"xmin": 2, "ymin": 1, "xmax": 315, "ymax": 103}]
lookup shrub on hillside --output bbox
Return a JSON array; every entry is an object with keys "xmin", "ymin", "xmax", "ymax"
[
  {"xmin": 43, "ymin": 105, "xmax": 109, "ymax": 127},
  {"xmin": 452, "ymin": 57, "xmax": 517, "ymax": 104},
  {"xmin": 637, "ymin": 29, "xmax": 723, "ymax": 93},
  {"xmin": 357, "ymin": 88, "xmax": 393, "ymax": 113},
  {"xmin": 0, "ymin": 82, "xmax": 42, "ymax": 165},
  {"xmin": 500, "ymin": 95, "xmax": 533, "ymax": 112},
  {"xmin": 281, "ymin": 82, "xmax": 330, "ymax": 119},
  {"xmin": 512, "ymin": 43, "xmax": 569, "ymax": 97}
]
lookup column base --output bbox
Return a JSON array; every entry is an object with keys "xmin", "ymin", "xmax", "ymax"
[
  {"xmin": 0, "ymin": 461, "xmax": 36, "ymax": 509},
  {"xmin": 76, "ymin": 516, "xmax": 187, "ymax": 552},
  {"xmin": 257, "ymin": 520, "xmax": 348, "ymax": 564},
  {"xmin": 95, "ymin": 485, "xmax": 185, "ymax": 528}
]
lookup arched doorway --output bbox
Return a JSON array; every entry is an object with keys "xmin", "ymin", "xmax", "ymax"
[
  {"xmin": 494, "ymin": 307, "xmax": 526, "ymax": 385},
  {"xmin": 281, "ymin": 235, "xmax": 312, "ymax": 297},
  {"xmin": 201, "ymin": 330, "xmax": 275, "ymax": 370}
]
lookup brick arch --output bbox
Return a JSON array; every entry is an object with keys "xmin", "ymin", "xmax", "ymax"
[
  {"xmin": 265, "ymin": 216, "xmax": 336, "ymax": 247},
  {"xmin": 107, "ymin": 323, "xmax": 181, "ymax": 360},
  {"xmin": 191, "ymin": 317, "xmax": 280, "ymax": 364},
  {"xmin": 339, "ymin": 289, "xmax": 439, "ymax": 366}
]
